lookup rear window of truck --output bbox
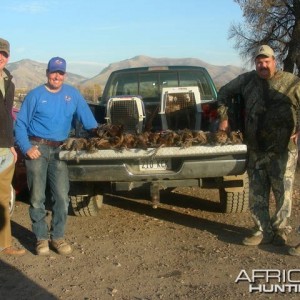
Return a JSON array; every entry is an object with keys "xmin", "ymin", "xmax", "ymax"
[{"xmin": 102, "ymin": 67, "xmax": 217, "ymax": 104}]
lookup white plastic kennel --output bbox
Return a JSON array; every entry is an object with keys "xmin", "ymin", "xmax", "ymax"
[
  {"xmin": 159, "ymin": 86, "xmax": 201, "ymax": 130},
  {"xmin": 105, "ymin": 96, "xmax": 145, "ymax": 133}
]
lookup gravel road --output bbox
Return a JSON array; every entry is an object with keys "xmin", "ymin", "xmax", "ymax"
[{"xmin": 2, "ymin": 169, "xmax": 300, "ymax": 299}]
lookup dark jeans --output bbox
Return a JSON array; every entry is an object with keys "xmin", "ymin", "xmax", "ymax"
[{"xmin": 25, "ymin": 143, "xmax": 70, "ymax": 241}]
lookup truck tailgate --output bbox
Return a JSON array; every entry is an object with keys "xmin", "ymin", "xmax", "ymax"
[
  {"xmin": 59, "ymin": 144, "xmax": 247, "ymax": 160},
  {"xmin": 59, "ymin": 145, "xmax": 247, "ymax": 182}
]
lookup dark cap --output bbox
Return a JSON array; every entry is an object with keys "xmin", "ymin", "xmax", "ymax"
[
  {"xmin": 0, "ymin": 38, "xmax": 10, "ymax": 56},
  {"xmin": 47, "ymin": 57, "xmax": 66, "ymax": 73}
]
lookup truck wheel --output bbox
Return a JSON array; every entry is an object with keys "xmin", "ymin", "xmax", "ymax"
[
  {"xmin": 10, "ymin": 185, "xmax": 16, "ymax": 216},
  {"xmin": 70, "ymin": 195, "xmax": 103, "ymax": 217},
  {"xmin": 219, "ymin": 174, "xmax": 249, "ymax": 213}
]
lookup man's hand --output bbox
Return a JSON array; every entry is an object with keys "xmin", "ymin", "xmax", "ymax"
[
  {"xmin": 10, "ymin": 147, "xmax": 18, "ymax": 163},
  {"xmin": 291, "ymin": 131, "xmax": 299, "ymax": 145},
  {"xmin": 26, "ymin": 145, "xmax": 41, "ymax": 160},
  {"xmin": 218, "ymin": 120, "xmax": 229, "ymax": 132}
]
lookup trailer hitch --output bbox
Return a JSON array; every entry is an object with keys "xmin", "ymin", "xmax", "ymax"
[{"xmin": 150, "ymin": 182, "xmax": 160, "ymax": 209}]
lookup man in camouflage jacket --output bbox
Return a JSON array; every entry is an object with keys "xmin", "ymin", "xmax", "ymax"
[{"xmin": 217, "ymin": 45, "xmax": 300, "ymax": 251}]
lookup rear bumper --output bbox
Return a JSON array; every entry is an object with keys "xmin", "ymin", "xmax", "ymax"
[
  {"xmin": 65, "ymin": 157, "xmax": 246, "ymax": 181},
  {"xmin": 59, "ymin": 145, "xmax": 247, "ymax": 182}
]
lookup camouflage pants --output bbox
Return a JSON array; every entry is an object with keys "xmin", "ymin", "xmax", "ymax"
[{"xmin": 247, "ymin": 149, "xmax": 298, "ymax": 234}]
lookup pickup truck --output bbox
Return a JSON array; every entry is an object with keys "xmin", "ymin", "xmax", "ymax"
[{"xmin": 59, "ymin": 66, "xmax": 248, "ymax": 216}]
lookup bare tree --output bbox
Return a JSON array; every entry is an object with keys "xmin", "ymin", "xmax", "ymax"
[{"xmin": 229, "ymin": 0, "xmax": 300, "ymax": 74}]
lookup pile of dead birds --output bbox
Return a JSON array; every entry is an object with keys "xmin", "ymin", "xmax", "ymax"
[{"xmin": 61, "ymin": 124, "xmax": 243, "ymax": 153}]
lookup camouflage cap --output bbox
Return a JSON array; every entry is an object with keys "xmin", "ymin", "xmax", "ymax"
[
  {"xmin": 255, "ymin": 45, "xmax": 274, "ymax": 59},
  {"xmin": 0, "ymin": 38, "xmax": 10, "ymax": 56}
]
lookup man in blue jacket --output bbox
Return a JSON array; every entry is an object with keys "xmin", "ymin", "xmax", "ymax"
[{"xmin": 15, "ymin": 57, "xmax": 98, "ymax": 255}]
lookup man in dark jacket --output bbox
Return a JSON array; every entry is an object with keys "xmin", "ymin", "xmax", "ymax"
[
  {"xmin": 0, "ymin": 37, "xmax": 25, "ymax": 256},
  {"xmin": 217, "ymin": 45, "xmax": 300, "ymax": 248}
]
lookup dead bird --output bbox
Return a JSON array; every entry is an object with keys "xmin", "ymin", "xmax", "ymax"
[
  {"xmin": 192, "ymin": 130, "xmax": 208, "ymax": 145},
  {"xmin": 60, "ymin": 137, "xmax": 88, "ymax": 162},
  {"xmin": 86, "ymin": 137, "xmax": 100, "ymax": 152},
  {"xmin": 207, "ymin": 130, "xmax": 229, "ymax": 145},
  {"xmin": 72, "ymin": 138, "xmax": 88, "ymax": 151},
  {"xmin": 177, "ymin": 129, "xmax": 194, "ymax": 148},
  {"xmin": 95, "ymin": 137, "xmax": 112, "ymax": 150},
  {"xmin": 107, "ymin": 124, "xmax": 124, "ymax": 137},
  {"xmin": 134, "ymin": 133, "xmax": 149, "ymax": 150},
  {"xmin": 147, "ymin": 131, "xmax": 161, "ymax": 147},
  {"xmin": 155, "ymin": 130, "xmax": 177, "ymax": 147},
  {"xmin": 60, "ymin": 138, "xmax": 77, "ymax": 150},
  {"xmin": 122, "ymin": 133, "xmax": 137, "ymax": 149},
  {"xmin": 229, "ymin": 131, "xmax": 243, "ymax": 144},
  {"xmin": 95, "ymin": 124, "xmax": 123, "ymax": 138},
  {"xmin": 95, "ymin": 124, "xmax": 109, "ymax": 138},
  {"xmin": 109, "ymin": 134, "xmax": 125, "ymax": 150}
]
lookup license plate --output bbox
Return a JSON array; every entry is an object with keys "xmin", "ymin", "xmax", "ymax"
[{"xmin": 139, "ymin": 158, "xmax": 171, "ymax": 171}]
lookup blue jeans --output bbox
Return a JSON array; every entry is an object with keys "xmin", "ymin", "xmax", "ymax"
[{"xmin": 25, "ymin": 143, "xmax": 70, "ymax": 241}]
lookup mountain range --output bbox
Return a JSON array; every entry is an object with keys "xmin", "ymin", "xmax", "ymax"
[{"xmin": 7, "ymin": 55, "xmax": 246, "ymax": 91}]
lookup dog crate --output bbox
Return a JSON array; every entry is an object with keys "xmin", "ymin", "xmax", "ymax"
[
  {"xmin": 105, "ymin": 96, "xmax": 145, "ymax": 133},
  {"xmin": 159, "ymin": 86, "xmax": 201, "ymax": 130}
]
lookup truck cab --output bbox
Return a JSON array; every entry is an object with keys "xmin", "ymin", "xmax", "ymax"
[{"xmin": 98, "ymin": 66, "xmax": 219, "ymax": 132}]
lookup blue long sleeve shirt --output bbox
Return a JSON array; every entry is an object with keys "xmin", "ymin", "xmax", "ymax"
[{"xmin": 15, "ymin": 83, "xmax": 98, "ymax": 155}]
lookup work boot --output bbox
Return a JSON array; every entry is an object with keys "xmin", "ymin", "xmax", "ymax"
[
  {"xmin": 242, "ymin": 231, "xmax": 273, "ymax": 246},
  {"xmin": 50, "ymin": 239, "xmax": 72, "ymax": 255},
  {"xmin": 36, "ymin": 240, "xmax": 50, "ymax": 256},
  {"xmin": 273, "ymin": 230, "xmax": 288, "ymax": 246},
  {"xmin": 1, "ymin": 246, "xmax": 26, "ymax": 256},
  {"xmin": 288, "ymin": 244, "xmax": 300, "ymax": 256}
]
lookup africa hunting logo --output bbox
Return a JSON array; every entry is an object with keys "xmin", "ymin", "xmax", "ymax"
[{"xmin": 235, "ymin": 269, "xmax": 300, "ymax": 293}]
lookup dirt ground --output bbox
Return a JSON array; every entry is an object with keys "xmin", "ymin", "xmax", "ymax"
[{"xmin": 2, "ymin": 169, "xmax": 300, "ymax": 300}]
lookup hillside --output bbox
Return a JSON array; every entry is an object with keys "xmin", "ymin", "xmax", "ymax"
[
  {"xmin": 81, "ymin": 55, "xmax": 246, "ymax": 89},
  {"xmin": 7, "ymin": 56, "xmax": 246, "ymax": 91},
  {"xmin": 7, "ymin": 59, "xmax": 87, "ymax": 90}
]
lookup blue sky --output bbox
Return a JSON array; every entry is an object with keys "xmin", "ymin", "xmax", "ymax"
[{"xmin": 2, "ymin": 0, "xmax": 244, "ymax": 78}]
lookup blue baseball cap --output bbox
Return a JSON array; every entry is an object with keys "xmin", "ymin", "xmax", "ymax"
[{"xmin": 47, "ymin": 57, "xmax": 66, "ymax": 73}]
